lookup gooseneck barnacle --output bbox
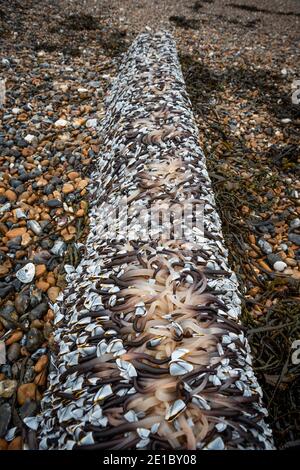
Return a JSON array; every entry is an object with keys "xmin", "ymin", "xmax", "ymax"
[{"xmin": 37, "ymin": 31, "xmax": 274, "ymax": 450}]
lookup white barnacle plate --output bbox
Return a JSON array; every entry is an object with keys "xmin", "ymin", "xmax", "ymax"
[
  {"xmin": 135, "ymin": 302, "xmax": 147, "ymax": 317},
  {"xmin": 169, "ymin": 359, "xmax": 193, "ymax": 376},
  {"xmin": 192, "ymin": 394, "xmax": 211, "ymax": 411},
  {"xmin": 94, "ymin": 384, "xmax": 113, "ymax": 403},
  {"xmin": 124, "ymin": 410, "xmax": 138, "ymax": 423},
  {"xmin": 106, "ymin": 338, "xmax": 126, "ymax": 356},
  {"xmin": 16, "ymin": 262, "xmax": 35, "ymax": 283},
  {"xmin": 205, "ymin": 437, "xmax": 225, "ymax": 450},
  {"xmin": 79, "ymin": 432, "xmax": 95, "ymax": 446},
  {"xmin": 84, "ymin": 293, "xmax": 103, "ymax": 310},
  {"xmin": 215, "ymin": 422, "xmax": 227, "ymax": 432},
  {"xmin": 171, "ymin": 348, "xmax": 189, "ymax": 361},
  {"xmin": 96, "ymin": 339, "xmax": 108, "ymax": 357}
]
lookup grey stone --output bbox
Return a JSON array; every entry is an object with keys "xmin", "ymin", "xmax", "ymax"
[
  {"xmin": 288, "ymin": 233, "xmax": 300, "ymax": 246},
  {"xmin": 46, "ymin": 199, "xmax": 62, "ymax": 208},
  {"xmin": 26, "ymin": 328, "xmax": 44, "ymax": 353},
  {"xmin": 289, "ymin": 218, "xmax": 300, "ymax": 230},
  {"xmin": 273, "ymin": 261, "xmax": 287, "ymax": 272},
  {"xmin": 27, "ymin": 220, "xmax": 42, "ymax": 235}
]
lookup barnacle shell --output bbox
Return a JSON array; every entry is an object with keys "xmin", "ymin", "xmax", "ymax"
[
  {"xmin": 16, "ymin": 262, "xmax": 35, "ymax": 283},
  {"xmin": 165, "ymin": 399, "xmax": 187, "ymax": 421},
  {"xmin": 94, "ymin": 384, "xmax": 113, "ymax": 402},
  {"xmin": 37, "ymin": 31, "xmax": 274, "ymax": 452},
  {"xmin": 169, "ymin": 359, "xmax": 193, "ymax": 376},
  {"xmin": 116, "ymin": 359, "xmax": 138, "ymax": 379}
]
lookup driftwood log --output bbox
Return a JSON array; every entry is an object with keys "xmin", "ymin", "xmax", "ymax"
[{"xmin": 37, "ymin": 31, "xmax": 274, "ymax": 450}]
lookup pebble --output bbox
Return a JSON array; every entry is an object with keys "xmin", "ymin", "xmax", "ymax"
[
  {"xmin": 76, "ymin": 208, "xmax": 85, "ymax": 217},
  {"xmin": 273, "ymin": 261, "xmax": 287, "ymax": 272},
  {"xmin": 5, "ymin": 189, "xmax": 17, "ymax": 202},
  {"xmin": 0, "ymin": 285, "xmax": 13, "ymax": 299},
  {"xmin": 0, "ymin": 202, "xmax": 11, "ymax": 214},
  {"xmin": 46, "ymin": 198, "xmax": 62, "ymax": 208},
  {"xmin": 0, "ymin": 438, "xmax": 8, "ymax": 450},
  {"xmin": 15, "ymin": 292, "xmax": 30, "ymax": 314},
  {"xmin": 7, "ymin": 343, "xmax": 21, "ymax": 362},
  {"xmin": 289, "ymin": 218, "xmax": 300, "ymax": 230},
  {"xmin": 35, "ymin": 264, "xmax": 47, "ymax": 277},
  {"xmin": 6, "ymin": 331, "xmax": 23, "ymax": 346},
  {"xmin": 0, "ymin": 379, "xmax": 18, "ymax": 398},
  {"xmin": 6, "ymin": 227, "xmax": 27, "ymax": 239},
  {"xmin": 29, "ymin": 302, "xmax": 48, "ymax": 320},
  {"xmin": 67, "ymin": 171, "xmax": 80, "ymax": 180},
  {"xmin": 77, "ymin": 179, "xmax": 89, "ymax": 190},
  {"xmin": 279, "ymin": 243, "xmax": 288, "ymax": 252},
  {"xmin": 34, "ymin": 354, "xmax": 48, "ymax": 373},
  {"xmin": 62, "ymin": 183, "xmax": 74, "ymax": 194},
  {"xmin": 21, "ymin": 232, "xmax": 32, "ymax": 247},
  {"xmin": 19, "ymin": 400, "xmax": 38, "ymax": 420},
  {"xmin": 33, "ymin": 251, "xmax": 51, "ymax": 264},
  {"xmin": 26, "ymin": 328, "xmax": 44, "ymax": 352},
  {"xmin": 267, "ymin": 253, "xmax": 282, "ymax": 267},
  {"xmin": 36, "ymin": 280, "xmax": 50, "ymax": 292},
  {"xmin": 0, "ymin": 307, "xmax": 18, "ymax": 329},
  {"xmin": 258, "ymin": 239, "xmax": 273, "ymax": 254},
  {"xmin": 16, "ymin": 208, "xmax": 27, "ymax": 219},
  {"xmin": 78, "ymin": 87, "xmax": 89, "ymax": 94},
  {"xmin": 16, "ymin": 262, "xmax": 36, "ymax": 283},
  {"xmin": 47, "ymin": 286, "xmax": 60, "ymax": 302},
  {"xmin": 50, "ymin": 240, "xmax": 66, "ymax": 256},
  {"xmin": 285, "ymin": 257, "xmax": 297, "ymax": 267}
]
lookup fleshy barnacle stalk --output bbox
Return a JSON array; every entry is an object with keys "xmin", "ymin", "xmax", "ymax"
[{"xmin": 37, "ymin": 31, "xmax": 274, "ymax": 450}]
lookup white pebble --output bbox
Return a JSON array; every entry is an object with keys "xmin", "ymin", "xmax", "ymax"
[
  {"xmin": 24, "ymin": 134, "xmax": 36, "ymax": 144},
  {"xmin": 54, "ymin": 118, "xmax": 68, "ymax": 127},
  {"xmin": 78, "ymin": 87, "xmax": 89, "ymax": 93},
  {"xmin": 273, "ymin": 261, "xmax": 287, "ymax": 272},
  {"xmin": 290, "ymin": 218, "xmax": 300, "ymax": 230}
]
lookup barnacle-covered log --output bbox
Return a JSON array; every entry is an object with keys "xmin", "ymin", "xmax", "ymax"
[{"xmin": 37, "ymin": 31, "xmax": 274, "ymax": 450}]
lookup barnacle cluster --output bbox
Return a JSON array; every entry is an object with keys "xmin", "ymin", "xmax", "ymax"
[{"xmin": 37, "ymin": 31, "xmax": 274, "ymax": 450}]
